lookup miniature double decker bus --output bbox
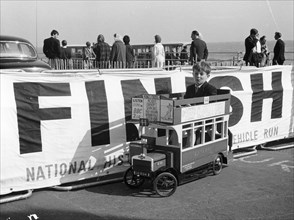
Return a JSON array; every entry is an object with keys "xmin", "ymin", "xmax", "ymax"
[{"xmin": 124, "ymin": 90, "xmax": 231, "ymax": 197}]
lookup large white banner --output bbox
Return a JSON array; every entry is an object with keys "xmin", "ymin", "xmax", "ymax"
[{"xmin": 0, "ymin": 66, "xmax": 293, "ymax": 195}]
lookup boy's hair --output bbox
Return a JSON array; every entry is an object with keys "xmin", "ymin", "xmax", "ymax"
[
  {"xmin": 51, "ymin": 30, "xmax": 59, "ymax": 36},
  {"xmin": 97, "ymin": 34, "xmax": 105, "ymax": 42},
  {"xmin": 192, "ymin": 30, "xmax": 199, "ymax": 36},
  {"xmin": 275, "ymin": 32, "xmax": 282, "ymax": 38},
  {"xmin": 250, "ymin": 28, "xmax": 258, "ymax": 35},
  {"xmin": 123, "ymin": 35, "xmax": 130, "ymax": 44},
  {"xmin": 154, "ymin": 35, "xmax": 161, "ymax": 43},
  {"xmin": 193, "ymin": 61, "xmax": 211, "ymax": 75},
  {"xmin": 61, "ymin": 40, "xmax": 67, "ymax": 46}
]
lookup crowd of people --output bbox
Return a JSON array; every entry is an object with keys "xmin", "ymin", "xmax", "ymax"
[
  {"xmin": 43, "ymin": 28, "xmax": 286, "ymax": 70},
  {"xmin": 243, "ymin": 28, "xmax": 285, "ymax": 67},
  {"xmin": 43, "ymin": 30, "xmax": 168, "ymax": 69}
]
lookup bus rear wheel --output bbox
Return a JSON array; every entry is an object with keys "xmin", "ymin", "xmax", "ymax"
[
  {"xmin": 212, "ymin": 154, "xmax": 223, "ymax": 175},
  {"xmin": 153, "ymin": 172, "xmax": 177, "ymax": 197}
]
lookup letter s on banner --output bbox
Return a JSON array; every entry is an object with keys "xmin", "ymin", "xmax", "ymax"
[{"xmin": 209, "ymin": 76, "xmax": 244, "ymax": 127}]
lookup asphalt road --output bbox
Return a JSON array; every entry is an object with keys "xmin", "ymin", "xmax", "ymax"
[{"xmin": 1, "ymin": 148, "xmax": 293, "ymax": 220}]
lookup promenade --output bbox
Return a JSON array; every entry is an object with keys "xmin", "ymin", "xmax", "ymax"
[{"xmin": 1, "ymin": 148, "xmax": 293, "ymax": 220}]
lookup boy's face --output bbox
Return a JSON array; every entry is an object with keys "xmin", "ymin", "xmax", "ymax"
[{"xmin": 193, "ymin": 69, "xmax": 209, "ymax": 86}]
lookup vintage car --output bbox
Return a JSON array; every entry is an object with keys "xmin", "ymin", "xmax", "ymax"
[
  {"xmin": 124, "ymin": 90, "xmax": 231, "ymax": 196},
  {"xmin": 0, "ymin": 35, "xmax": 51, "ymax": 72}
]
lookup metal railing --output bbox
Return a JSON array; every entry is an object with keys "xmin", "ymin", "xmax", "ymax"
[{"xmin": 41, "ymin": 51, "xmax": 294, "ymax": 70}]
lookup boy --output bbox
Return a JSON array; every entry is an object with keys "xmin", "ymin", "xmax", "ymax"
[{"xmin": 184, "ymin": 61, "xmax": 217, "ymax": 98}]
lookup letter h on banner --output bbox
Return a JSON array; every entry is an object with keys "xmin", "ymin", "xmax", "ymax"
[{"xmin": 250, "ymin": 72, "xmax": 283, "ymax": 122}]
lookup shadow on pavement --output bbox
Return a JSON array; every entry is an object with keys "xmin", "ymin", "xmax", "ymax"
[
  {"xmin": 1, "ymin": 209, "xmax": 151, "ymax": 220},
  {"xmin": 85, "ymin": 166, "xmax": 228, "ymax": 198},
  {"xmin": 85, "ymin": 180, "xmax": 160, "ymax": 198}
]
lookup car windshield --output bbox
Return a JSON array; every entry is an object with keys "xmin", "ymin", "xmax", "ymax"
[{"xmin": 0, "ymin": 41, "xmax": 37, "ymax": 59}]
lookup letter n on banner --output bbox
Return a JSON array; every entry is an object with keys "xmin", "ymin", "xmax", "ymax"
[
  {"xmin": 14, "ymin": 83, "xmax": 71, "ymax": 154},
  {"xmin": 85, "ymin": 81, "xmax": 110, "ymax": 146},
  {"xmin": 251, "ymin": 72, "xmax": 283, "ymax": 122}
]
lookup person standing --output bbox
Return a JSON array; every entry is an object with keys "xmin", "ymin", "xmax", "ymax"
[
  {"xmin": 152, "ymin": 35, "xmax": 165, "ymax": 68},
  {"xmin": 183, "ymin": 61, "xmax": 217, "ymax": 146},
  {"xmin": 260, "ymin": 35, "xmax": 270, "ymax": 67},
  {"xmin": 180, "ymin": 45, "xmax": 189, "ymax": 65},
  {"xmin": 123, "ymin": 35, "xmax": 135, "ymax": 68},
  {"xmin": 273, "ymin": 32, "xmax": 285, "ymax": 65},
  {"xmin": 60, "ymin": 40, "xmax": 72, "ymax": 69},
  {"xmin": 93, "ymin": 34, "xmax": 111, "ymax": 68},
  {"xmin": 189, "ymin": 30, "xmax": 208, "ymax": 64},
  {"xmin": 243, "ymin": 28, "xmax": 259, "ymax": 66},
  {"xmin": 110, "ymin": 33, "xmax": 126, "ymax": 68},
  {"xmin": 84, "ymin": 41, "xmax": 96, "ymax": 69},
  {"xmin": 251, "ymin": 33, "xmax": 263, "ymax": 67},
  {"xmin": 43, "ymin": 29, "xmax": 61, "ymax": 69}
]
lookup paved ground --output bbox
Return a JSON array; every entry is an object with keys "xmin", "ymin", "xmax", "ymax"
[{"xmin": 0, "ymin": 148, "xmax": 293, "ymax": 220}]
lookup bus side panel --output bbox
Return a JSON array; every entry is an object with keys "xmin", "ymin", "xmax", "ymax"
[{"xmin": 181, "ymin": 139, "xmax": 227, "ymax": 173}]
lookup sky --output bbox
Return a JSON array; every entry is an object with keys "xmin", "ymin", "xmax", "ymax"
[{"xmin": 0, "ymin": 0, "xmax": 293, "ymax": 48}]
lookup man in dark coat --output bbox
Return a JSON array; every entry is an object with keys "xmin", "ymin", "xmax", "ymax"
[
  {"xmin": 243, "ymin": 28, "xmax": 259, "ymax": 66},
  {"xmin": 43, "ymin": 30, "xmax": 61, "ymax": 69},
  {"xmin": 189, "ymin": 30, "xmax": 208, "ymax": 64},
  {"xmin": 184, "ymin": 62, "xmax": 217, "ymax": 98},
  {"xmin": 273, "ymin": 32, "xmax": 285, "ymax": 65}
]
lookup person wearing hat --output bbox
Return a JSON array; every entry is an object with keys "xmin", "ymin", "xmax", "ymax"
[
  {"xmin": 152, "ymin": 35, "xmax": 165, "ymax": 68},
  {"xmin": 243, "ymin": 28, "xmax": 259, "ymax": 66},
  {"xmin": 110, "ymin": 33, "xmax": 126, "ymax": 68},
  {"xmin": 273, "ymin": 32, "xmax": 285, "ymax": 65}
]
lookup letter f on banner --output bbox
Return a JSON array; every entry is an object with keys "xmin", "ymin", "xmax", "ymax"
[
  {"xmin": 250, "ymin": 72, "xmax": 283, "ymax": 122},
  {"xmin": 14, "ymin": 83, "xmax": 71, "ymax": 154}
]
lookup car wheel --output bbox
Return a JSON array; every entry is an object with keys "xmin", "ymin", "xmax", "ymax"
[
  {"xmin": 153, "ymin": 172, "xmax": 177, "ymax": 197},
  {"xmin": 124, "ymin": 167, "xmax": 145, "ymax": 188},
  {"xmin": 212, "ymin": 154, "xmax": 223, "ymax": 175}
]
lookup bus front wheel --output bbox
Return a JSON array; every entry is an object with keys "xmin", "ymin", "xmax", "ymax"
[
  {"xmin": 124, "ymin": 167, "xmax": 145, "ymax": 188},
  {"xmin": 153, "ymin": 172, "xmax": 177, "ymax": 197}
]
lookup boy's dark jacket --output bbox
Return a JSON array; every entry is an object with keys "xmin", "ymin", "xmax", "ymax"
[{"xmin": 184, "ymin": 81, "xmax": 217, "ymax": 98}]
